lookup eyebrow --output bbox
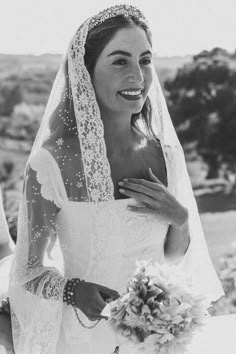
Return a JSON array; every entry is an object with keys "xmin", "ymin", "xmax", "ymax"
[{"xmin": 107, "ymin": 50, "xmax": 152, "ymax": 57}]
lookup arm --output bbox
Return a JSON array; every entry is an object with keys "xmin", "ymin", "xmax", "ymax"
[
  {"xmin": 23, "ymin": 165, "xmax": 67, "ymax": 300},
  {"xmin": 164, "ymin": 219, "xmax": 190, "ymax": 264},
  {"xmin": 9, "ymin": 163, "xmax": 67, "ymax": 304},
  {"xmin": 119, "ymin": 168, "xmax": 191, "ymax": 264},
  {"xmin": 8, "ymin": 163, "xmax": 68, "ymax": 353}
]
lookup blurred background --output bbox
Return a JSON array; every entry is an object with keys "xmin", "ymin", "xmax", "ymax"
[{"xmin": 0, "ymin": 0, "xmax": 236, "ymax": 315}]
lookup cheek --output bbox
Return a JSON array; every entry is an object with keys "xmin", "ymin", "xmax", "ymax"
[
  {"xmin": 93, "ymin": 68, "xmax": 114, "ymax": 97},
  {"xmin": 145, "ymin": 69, "xmax": 153, "ymax": 91},
  {"xmin": 92, "ymin": 70, "xmax": 117, "ymax": 110},
  {"xmin": 92, "ymin": 72, "xmax": 107, "ymax": 103}
]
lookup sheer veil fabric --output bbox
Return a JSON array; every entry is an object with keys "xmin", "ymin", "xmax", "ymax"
[
  {"xmin": 8, "ymin": 5, "xmax": 224, "ymax": 354},
  {"xmin": 0, "ymin": 187, "xmax": 14, "ymax": 304},
  {"xmin": 0, "ymin": 188, "xmax": 12, "ymax": 245}
]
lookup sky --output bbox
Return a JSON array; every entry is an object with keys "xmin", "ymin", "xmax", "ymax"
[{"xmin": 0, "ymin": 0, "xmax": 236, "ymax": 57}]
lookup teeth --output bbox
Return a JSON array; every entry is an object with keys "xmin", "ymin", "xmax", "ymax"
[{"xmin": 121, "ymin": 90, "xmax": 142, "ymax": 96}]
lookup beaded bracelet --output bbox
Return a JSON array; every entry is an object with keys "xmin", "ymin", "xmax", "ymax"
[
  {"xmin": 63, "ymin": 278, "xmax": 82, "ymax": 306},
  {"xmin": 63, "ymin": 278, "xmax": 102, "ymax": 329}
]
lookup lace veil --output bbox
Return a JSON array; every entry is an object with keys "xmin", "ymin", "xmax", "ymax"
[{"xmin": 9, "ymin": 5, "xmax": 224, "ymax": 353}]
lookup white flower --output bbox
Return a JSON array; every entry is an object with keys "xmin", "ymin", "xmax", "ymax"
[{"xmin": 108, "ymin": 260, "xmax": 208, "ymax": 353}]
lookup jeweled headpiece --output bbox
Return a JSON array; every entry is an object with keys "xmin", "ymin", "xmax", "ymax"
[{"xmin": 88, "ymin": 4, "xmax": 148, "ymax": 31}]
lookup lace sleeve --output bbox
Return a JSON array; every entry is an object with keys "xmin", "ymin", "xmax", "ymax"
[
  {"xmin": 23, "ymin": 165, "xmax": 67, "ymax": 300},
  {"xmin": 9, "ymin": 153, "xmax": 68, "ymax": 354}
]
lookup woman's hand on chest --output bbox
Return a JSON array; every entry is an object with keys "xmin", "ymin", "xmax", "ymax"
[{"xmin": 118, "ymin": 168, "xmax": 188, "ymax": 229}]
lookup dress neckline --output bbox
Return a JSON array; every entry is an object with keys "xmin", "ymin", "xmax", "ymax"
[{"xmin": 65, "ymin": 197, "xmax": 133, "ymax": 205}]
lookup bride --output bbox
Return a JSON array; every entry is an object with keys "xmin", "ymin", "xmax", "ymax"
[{"xmin": 7, "ymin": 4, "xmax": 223, "ymax": 354}]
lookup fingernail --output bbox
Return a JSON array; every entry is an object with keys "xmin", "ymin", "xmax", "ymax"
[
  {"xmin": 119, "ymin": 189, "xmax": 125, "ymax": 193},
  {"xmin": 118, "ymin": 181, "xmax": 124, "ymax": 186},
  {"xmin": 123, "ymin": 178, "xmax": 128, "ymax": 181}
]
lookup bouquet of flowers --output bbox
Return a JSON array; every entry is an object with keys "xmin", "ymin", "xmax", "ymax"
[{"xmin": 103, "ymin": 261, "xmax": 210, "ymax": 354}]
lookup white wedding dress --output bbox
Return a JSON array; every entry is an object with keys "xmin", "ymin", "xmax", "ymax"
[
  {"xmin": 8, "ymin": 147, "xmax": 224, "ymax": 354},
  {"xmin": 31, "ymin": 148, "xmax": 169, "ymax": 354},
  {"xmin": 55, "ymin": 199, "xmax": 168, "ymax": 353}
]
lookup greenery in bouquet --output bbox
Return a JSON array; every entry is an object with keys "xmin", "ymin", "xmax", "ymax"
[{"xmin": 108, "ymin": 261, "xmax": 209, "ymax": 354}]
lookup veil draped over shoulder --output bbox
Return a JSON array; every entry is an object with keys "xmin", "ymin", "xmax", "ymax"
[
  {"xmin": 0, "ymin": 187, "xmax": 14, "ymax": 301},
  {"xmin": 8, "ymin": 5, "xmax": 223, "ymax": 353},
  {"xmin": 0, "ymin": 188, "xmax": 11, "ymax": 245}
]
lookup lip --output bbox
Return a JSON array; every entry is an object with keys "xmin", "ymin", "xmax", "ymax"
[{"xmin": 118, "ymin": 88, "xmax": 145, "ymax": 101}]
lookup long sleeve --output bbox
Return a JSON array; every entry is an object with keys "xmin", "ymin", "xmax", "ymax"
[
  {"xmin": 23, "ymin": 165, "xmax": 66, "ymax": 300},
  {"xmin": 9, "ymin": 150, "xmax": 68, "ymax": 354}
]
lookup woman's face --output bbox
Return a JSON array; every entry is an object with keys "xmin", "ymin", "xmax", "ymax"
[{"xmin": 92, "ymin": 26, "xmax": 153, "ymax": 117}]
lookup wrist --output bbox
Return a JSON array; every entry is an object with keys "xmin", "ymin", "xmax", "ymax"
[
  {"xmin": 63, "ymin": 278, "xmax": 84, "ymax": 306},
  {"xmin": 171, "ymin": 206, "xmax": 189, "ymax": 230}
]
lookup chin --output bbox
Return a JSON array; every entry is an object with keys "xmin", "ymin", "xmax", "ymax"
[
  {"xmin": 131, "ymin": 109, "xmax": 142, "ymax": 116},
  {"xmin": 126, "ymin": 101, "xmax": 144, "ymax": 115}
]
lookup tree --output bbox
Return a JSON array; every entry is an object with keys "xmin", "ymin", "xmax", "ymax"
[
  {"xmin": 165, "ymin": 48, "xmax": 236, "ymax": 178},
  {"xmin": 0, "ymin": 82, "xmax": 23, "ymax": 116},
  {"xmin": 8, "ymin": 103, "xmax": 44, "ymax": 141}
]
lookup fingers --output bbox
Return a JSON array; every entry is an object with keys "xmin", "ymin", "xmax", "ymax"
[
  {"xmin": 97, "ymin": 284, "xmax": 120, "ymax": 300},
  {"xmin": 127, "ymin": 205, "xmax": 158, "ymax": 215},
  {"xmin": 119, "ymin": 181, "xmax": 158, "ymax": 200},
  {"xmin": 83, "ymin": 294, "xmax": 106, "ymax": 320},
  {"xmin": 96, "ymin": 291, "xmax": 107, "ymax": 308},
  {"xmin": 88, "ymin": 313, "xmax": 108, "ymax": 321},
  {"xmin": 87, "ymin": 288, "xmax": 115, "ymax": 321},
  {"xmin": 119, "ymin": 188, "xmax": 159, "ymax": 208},
  {"xmin": 75, "ymin": 282, "xmax": 118, "ymax": 322},
  {"xmin": 120, "ymin": 177, "xmax": 164, "ymax": 193}
]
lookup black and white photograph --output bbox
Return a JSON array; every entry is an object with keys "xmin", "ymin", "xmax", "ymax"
[{"xmin": 0, "ymin": 1, "xmax": 236, "ymax": 353}]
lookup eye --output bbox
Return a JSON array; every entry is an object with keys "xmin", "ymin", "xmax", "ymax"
[
  {"xmin": 140, "ymin": 57, "xmax": 152, "ymax": 65},
  {"xmin": 112, "ymin": 58, "xmax": 127, "ymax": 66}
]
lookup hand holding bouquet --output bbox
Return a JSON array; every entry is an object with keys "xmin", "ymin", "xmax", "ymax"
[{"xmin": 102, "ymin": 261, "xmax": 210, "ymax": 354}]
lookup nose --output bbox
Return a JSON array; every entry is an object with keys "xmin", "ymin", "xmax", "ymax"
[{"xmin": 127, "ymin": 63, "xmax": 144, "ymax": 84}]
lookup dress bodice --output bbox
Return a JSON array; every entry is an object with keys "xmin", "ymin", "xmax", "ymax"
[
  {"xmin": 53, "ymin": 198, "xmax": 169, "ymax": 353},
  {"xmin": 56, "ymin": 198, "xmax": 169, "ymax": 293},
  {"xmin": 28, "ymin": 147, "xmax": 169, "ymax": 293}
]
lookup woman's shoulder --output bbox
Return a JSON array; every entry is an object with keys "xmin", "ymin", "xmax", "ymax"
[
  {"xmin": 26, "ymin": 147, "xmax": 68, "ymax": 206},
  {"xmin": 28, "ymin": 147, "xmax": 55, "ymax": 172}
]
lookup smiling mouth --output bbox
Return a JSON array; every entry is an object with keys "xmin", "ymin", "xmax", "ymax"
[{"xmin": 118, "ymin": 89, "xmax": 144, "ymax": 101}]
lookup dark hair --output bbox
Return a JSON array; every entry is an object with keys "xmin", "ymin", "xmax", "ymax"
[{"xmin": 84, "ymin": 15, "xmax": 157, "ymax": 141}]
